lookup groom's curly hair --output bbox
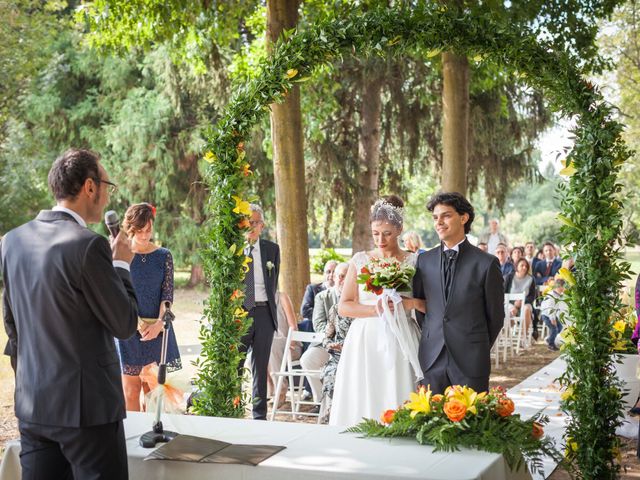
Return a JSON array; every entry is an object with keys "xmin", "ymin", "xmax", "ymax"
[{"xmin": 427, "ymin": 192, "xmax": 475, "ymax": 234}]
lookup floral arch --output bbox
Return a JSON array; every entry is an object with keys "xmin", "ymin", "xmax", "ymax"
[{"xmin": 193, "ymin": 4, "xmax": 630, "ymax": 477}]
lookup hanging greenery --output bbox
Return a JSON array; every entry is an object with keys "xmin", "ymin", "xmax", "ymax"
[{"xmin": 194, "ymin": 4, "xmax": 630, "ymax": 477}]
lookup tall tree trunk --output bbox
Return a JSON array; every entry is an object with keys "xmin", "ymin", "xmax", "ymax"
[
  {"xmin": 188, "ymin": 263, "xmax": 204, "ymax": 287},
  {"xmin": 267, "ymin": 0, "xmax": 309, "ymax": 314},
  {"xmin": 351, "ymin": 71, "xmax": 383, "ymax": 254},
  {"xmin": 441, "ymin": 51, "xmax": 469, "ymax": 194}
]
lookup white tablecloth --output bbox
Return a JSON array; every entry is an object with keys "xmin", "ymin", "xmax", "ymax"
[{"xmin": 1, "ymin": 410, "xmax": 532, "ymax": 480}]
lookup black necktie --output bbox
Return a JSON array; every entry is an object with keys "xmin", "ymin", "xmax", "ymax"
[
  {"xmin": 443, "ymin": 249, "xmax": 457, "ymax": 301},
  {"xmin": 244, "ymin": 246, "xmax": 255, "ymax": 310}
]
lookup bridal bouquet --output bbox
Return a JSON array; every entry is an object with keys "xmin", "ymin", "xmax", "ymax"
[
  {"xmin": 356, "ymin": 257, "xmax": 415, "ymax": 295},
  {"xmin": 348, "ymin": 385, "xmax": 563, "ymax": 475}
]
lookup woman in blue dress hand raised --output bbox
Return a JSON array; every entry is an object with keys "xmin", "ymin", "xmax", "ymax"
[{"xmin": 116, "ymin": 202, "xmax": 181, "ymax": 411}]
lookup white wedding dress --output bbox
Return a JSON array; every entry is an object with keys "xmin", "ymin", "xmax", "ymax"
[{"xmin": 329, "ymin": 251, "xmax": 421, "ymax": 427}]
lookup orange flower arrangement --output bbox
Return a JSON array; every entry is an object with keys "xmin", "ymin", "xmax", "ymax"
[{"xmin": 349, "ymin": 384, "xmax": 560, "ymax": 474}]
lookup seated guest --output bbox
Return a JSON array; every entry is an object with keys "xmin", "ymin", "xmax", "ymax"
[
  {"xmin": 320, "ymin": 301, "xmax": 354, "ymax": 423},
  {"xmin": 504, "ymin": 258, "xmax": 536, "ymax": 342},
  {"xmin": 267, "ymin": 291, "xmax": 301, "ymax": 400},
  {"xmin": 299, "ymin": 262, "xmax": 349, "ymax": 409},
  {"xmin": 510, "ymin": 246, "xmax": 524, "ymax": 266},
  {"xmin": 477, "ymin": 242, "xmax": 488, "ymax": 252},
  {"xmin": 533, "ymin": 242, "xmax": 562, "ymax": 285},
  {"xmin": 402, "ymin": 231, "xmax": 427, "ymax": 254},
  {"xmin": 299, "ymin": 260, "xmax": 336, "ymax": 332},
  {"xmin": 495, "ymin": 243, "xmax": 514, "ymax": 278},
  {"xmin": 524, "ymin": 241, "xmax": 537, "ymax": 270},
  {"xmin": 540, "ymin": 279, "xmax": 568, "ymax": 351}
]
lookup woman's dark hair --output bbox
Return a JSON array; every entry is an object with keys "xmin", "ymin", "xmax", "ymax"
[
  {"xmin": 370, "ymin": 194, "xmax": 405, "ymax": 228},
  {"xmin": 426, "ymin": 192, "xmax": 475, "ymax": 234},
  {"xmin": 515, "ymin": 257, "xmax": 530, "ymax": 273},
  {"xmin": 511, "ymin": 246, "xmax": 524, "ymax": 259},
  {"xmin": 123, "ymin": 203, "xmax": 156, "ymax": 237},
  {"xmin": 47, "ymin": 149, "xmax": 101, "ymax": 200}
]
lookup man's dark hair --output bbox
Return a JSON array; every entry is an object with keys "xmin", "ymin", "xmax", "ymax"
[
  {"xmin": 542, "ymin": 241, "xmax": 555, "ymax": 250},
  {"xmin": 48, "ymin": 149, "xmax": 101, "ymax": 200},
  {"xmin": 426, "ymin": 192, "xmax": 475, "ymax": 234}
]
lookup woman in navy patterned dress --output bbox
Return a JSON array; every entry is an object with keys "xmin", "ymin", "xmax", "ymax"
[{"xmin": 116, "ymin": 203, "xmax": 181, "ymax": 411}]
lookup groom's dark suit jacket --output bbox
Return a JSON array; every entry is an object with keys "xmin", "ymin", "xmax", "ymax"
[
  {"xmin": 413, "ymin": 239, "xmax": 504, "ymax": 379},
  {"xmin": 1, "ymin": 210, "xmax": 138, "ymax": 427}
]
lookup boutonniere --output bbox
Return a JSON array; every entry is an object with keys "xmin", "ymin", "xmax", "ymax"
[{"xmin": 266, "ymin": 261, "xmax": 274, "ymax": 276}]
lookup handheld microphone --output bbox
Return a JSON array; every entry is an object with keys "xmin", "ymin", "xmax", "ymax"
[{"xmin": 104, "ymin": 210, "xmax": 120, "ymax": 238}]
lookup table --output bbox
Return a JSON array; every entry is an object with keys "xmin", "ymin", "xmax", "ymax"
[
  {"xmin": 507, "ymin": 357, "xmax": 567, "ymax": 480},
  {"xmin": 1, "ymin": 411, "xmax": 532, "ymax": 480}
]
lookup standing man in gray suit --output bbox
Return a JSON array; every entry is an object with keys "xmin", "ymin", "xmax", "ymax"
[
  {"xmin": 1, "ymin": 149, "xmax": 138, "ymax": 479},
  {"xmin": 413, "ymin": 192, "xmax": 504, "ymax": 394},
  {"xmin": 240, "ymin": 204, "xmax": 280, "ymax": 420}
]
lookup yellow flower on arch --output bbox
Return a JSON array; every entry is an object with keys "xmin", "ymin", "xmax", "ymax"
[
  {"xmin": 242, "ymin": 255, "xmax": 253, "ymax": 273},
  {"xmin": 234, "ymin": 307, "xmax": 248, "ymax": 318},
  {"xmin": 232, "ymin": 195, "xmax": 251, "ymax": 216},
  {"xmin": 204, "ymin": 151, "xmax": 217, "ymax": 163},
  {"xmin": 286, "ymin": 68, "xmax": 298, "ymax": 79},
  {"xmin": 557, "ymin": 267, "xmax": 576, "ymax": 287},
  {"xmin": 404, "ymin": 385, "xmax": 432, "ymax": 418},
  {"xmin": 559, "ymin": 159, "xmax": 577, "ymax": 177}
]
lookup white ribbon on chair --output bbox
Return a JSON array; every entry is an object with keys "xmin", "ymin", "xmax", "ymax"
[{"xmin": 377, "ymin": 288, "xmax": 423, "ymax": 382}]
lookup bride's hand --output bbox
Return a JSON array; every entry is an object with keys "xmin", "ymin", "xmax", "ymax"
[{"xmin": 375, "ymin": 297, "xmax": 396, "ymax": 315}]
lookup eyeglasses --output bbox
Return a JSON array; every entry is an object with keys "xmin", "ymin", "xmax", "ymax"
[
  {"xmin": 95, "ymin": 178, "xmax": 118, "ymax": 194},
  {"xmin": 249, "ymin": 220, "xmax": 263, "ymax": 227}
]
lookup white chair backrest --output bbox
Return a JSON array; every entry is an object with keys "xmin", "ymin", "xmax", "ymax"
[
  {"xmin": 504, "ymin": 292, "xmax": 526, "ymax": 303},
  {"xmin": 288, "ymin": 330, "xmax": 324, "ymax": 344}
]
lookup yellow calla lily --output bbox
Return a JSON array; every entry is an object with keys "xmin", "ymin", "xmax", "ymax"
[
  {"xmin": 472, "ymin": 54, "xmax": 484, "ymax": 62},
  {"xmin": 234, "ymin": 307, "xmax": 248, "ymax": 318},
  {"xmin": 426, "ymin": 49, "xmax": 441, "ymax": 58},
  {"xmin": 242, "ymin": 255, "xmax": 253, "ymax": 273},
  {"xmin": 204, "ymin": 151, "xmax": 217, "ymax": 163},
  {"xmin": 286, "ymin": 68, "xmax": 298, "ymax": 79},
  {"xmin": 613, "ymin": 320, "xmax": 626, "ymax": 333},
  {"xmin": 232, "ymin": 195, "xmax": 252, "ymax": 216},
  {"xmin": 559, "ymin": 159, "xmax": 577, "ymax": 176},
  {"xmin": 557, "ymin": 267, "xmax": 576, "ymax": 287},
  {"xmin": 560, "ymin": 386, "xmax": 574, "ymax": 401},
  {"xmin": 404, "ymin": 385, "xmax": 432, "ymax": 418}
]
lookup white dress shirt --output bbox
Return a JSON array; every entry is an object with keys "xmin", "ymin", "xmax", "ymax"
[
  {"xmin": 249, "ymin": 240, "xmax": 268, "ymax": 302},
  {"xmin": 52, "ymin": 205, "xmax": 130, "ymax": 271},
  {"xmin": 443, "ymin": 237, "xmax": 466, "ymax": 253}
]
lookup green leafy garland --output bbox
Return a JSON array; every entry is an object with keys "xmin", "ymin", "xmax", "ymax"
[{"xmin": 194, "ymin": 4, "xmax": 630, "ymax": 477}]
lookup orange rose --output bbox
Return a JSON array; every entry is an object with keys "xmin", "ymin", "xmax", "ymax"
[
  {"xmin": 443, "ymin": 399, "xmax": 467, "ymax": 422},
  {"xmin": 381, "ymin": 409, "xmax": 396, "ymax": 424},
  {"xmin": 532, "ymin": 422, "xmax": 544, "ymax": 440},
  {"xmin": 496, "ymin": 398, "xmax": 515, "ymax": 417},
  {"xmin": 233, "ymin": 396, "xmax": 241, "ymax": 408},
  {"xmin": 431, "ymin": 394, "xmax": 444, "ymax": 403}
]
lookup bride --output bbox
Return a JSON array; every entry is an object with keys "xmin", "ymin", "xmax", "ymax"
[{"xmin": 329, "ymin": 195, "xmax": 426, "ymax": 427}]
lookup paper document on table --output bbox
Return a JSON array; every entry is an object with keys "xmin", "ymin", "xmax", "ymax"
[{"xmin": 144, "ymin": 434, "xmax": 285, "ymax": 466}]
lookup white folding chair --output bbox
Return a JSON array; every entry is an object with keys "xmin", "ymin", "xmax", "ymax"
[
  {"xmin": 491, "ymin": 300, "xmax": 514, "ymax": 368},
  {"xmin": 269, "ymin": 329, "xmax": 325, "ymax": 423},
  {"xmin": 505, "ymin": 293, "xmax": 529, "ymax": 354}
]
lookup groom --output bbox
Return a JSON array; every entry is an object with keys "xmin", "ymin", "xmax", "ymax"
[{"xmin": 413, "ymin": 192, "xmax": 504, "ymax": 394}]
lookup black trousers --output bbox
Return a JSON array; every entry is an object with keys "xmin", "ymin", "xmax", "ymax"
[
  {"xmin": 238, "ymin": 304, "xmax": 275, "ymax": 420},
  {"xmin": 18, "ymin": 419, "xmax": 128, "ymax": 480},
  {"xmin": 421, "ymin": 346, "xmax": 489, "ymax": 395}
]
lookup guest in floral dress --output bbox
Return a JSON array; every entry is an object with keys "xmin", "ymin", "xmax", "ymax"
[{"xmin": 116, "ymin": 203, "xmax": 181, "ymax": 411}]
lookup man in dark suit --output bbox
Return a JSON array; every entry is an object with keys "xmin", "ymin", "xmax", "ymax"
[
  {"xmin": 413, "ymin": 192, "xmax": 504, "ymax": 394},
  {"xmin": 1, "ymin": 149, "xmax": 138, "ymax": 480},
  {"xmin": 240, "ymin": 204, "xmax": 280, "ymax": 420},
  {"xmin": 533, "ymin": 242, "xmax": 562, "ymax": 285}
]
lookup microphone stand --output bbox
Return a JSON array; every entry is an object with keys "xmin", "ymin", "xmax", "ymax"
[{"xmin": 140, "ymin": 301, "xmax": 179, "ymax": 448}]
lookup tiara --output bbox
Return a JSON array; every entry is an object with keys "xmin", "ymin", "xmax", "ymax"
[{"xmin": 370, "ymin": 199, "xmax": 404, "ymax": 221}]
